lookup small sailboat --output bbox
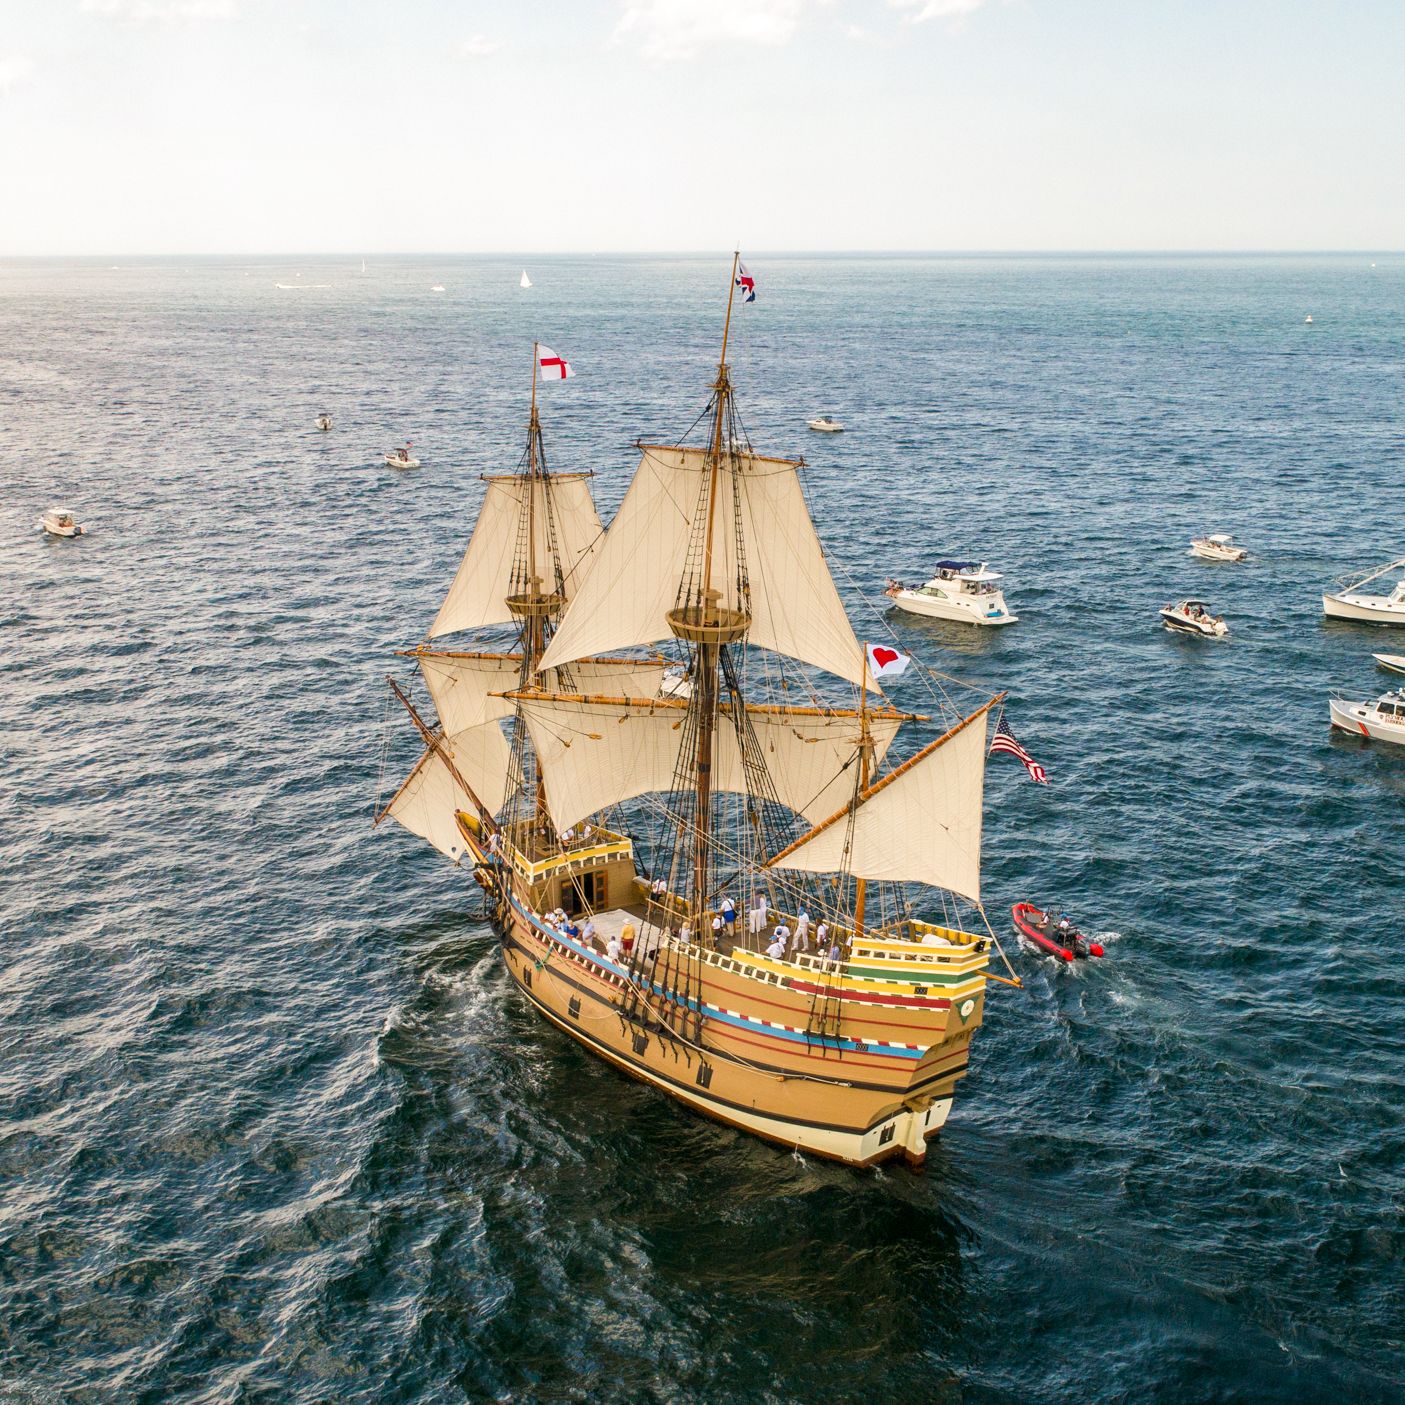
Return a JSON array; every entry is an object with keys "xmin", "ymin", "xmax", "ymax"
[
  {"xmin": 384, "ymin": 441, "xmax": 420, "ymax": 469},
  {"xmin": 361, "ymin": 259, "xmax": 367, "ymax": 274},
  {"xmin": 1160, "ymin": 599, "xmax": 1228, "ymax": 637},
  {"xmin": 1323, "ymin": 559, "xmax": 1405, "ymax": 626},
  {"xmin": 39, "ymin": 507, "xmax": 85, "ymax": 538},
  {"xmin": 520, "ymin": 270, "xmax": 532, "ymax": 289}
]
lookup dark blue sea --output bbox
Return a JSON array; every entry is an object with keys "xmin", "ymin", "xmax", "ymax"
[{"xmin": 2, "ymin": 254, "xmax": 1402, "ymax": 1404}]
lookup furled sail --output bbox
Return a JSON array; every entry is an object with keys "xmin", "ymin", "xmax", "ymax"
[
  {"xmin": 513, "ymin": 693, "xmax": 905, "ymax": 834},
  {"xmin": 767, "ymin": 706, "xmax": 991, "ymax": 903},
  {"xmin": 428, "ymin": 474, "xmax": 603, "ymax": 638},
  {"xmin": 537, "ymin": 446, "xmax": 874, "ymax": 690},
  {"xmin": 418, "ymin": 652, "xmax": 672, "ymax": 736},
  {"xmin": 382, "ymin": 729, "xmax": 511, "ymax": 859}
]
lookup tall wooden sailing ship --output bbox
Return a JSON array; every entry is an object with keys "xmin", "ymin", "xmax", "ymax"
[{"xmin": 377, "ymin": 260, "xmax": 1007, "ymax": 1166}]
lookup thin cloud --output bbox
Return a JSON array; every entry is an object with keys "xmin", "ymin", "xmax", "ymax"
[
  {"xmin": 460, "ymin": 34, "xmax": 501, "ymax": 58},
  {"xmin": 890, "ymin": 0, "xmax": 988, "ymax": 22},
  {"xmin": 614, "ymin": 0, "xmax": 817, "ymax": 63},
  {"xmin": 0, "ymin": 54, "xmax": 35, "ymax": 93},
  {"xmin": 80, "ymin": 0, "xmax": 239, "ymax": 22}
]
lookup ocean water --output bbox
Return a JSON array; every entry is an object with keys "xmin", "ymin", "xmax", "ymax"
[{"xmin": 1, "ymin": 253, "xmax": 1402, "ymax": 1404}]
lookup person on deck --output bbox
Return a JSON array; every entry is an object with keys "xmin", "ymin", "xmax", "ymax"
[
  {"xmin": 815, "ymin": 920, "xmax": 829, "ymax": 956},
  {"xmin": 772, "ymin": 922, "xmax": 790, "ymax": 956},
  {"xmin": 582, "ymin": 917, "xmax": 597, "ymax": 947},
  {"xmin": 711, "ymin": 913, "xmax": 725, "ymax": 948},
  {"xmin": 621, "ymin": 919, "xmax": 636, "ymax": 957},
  {"xmin": 720, "ymin": 896, "xmax": 736, "ymax": 931},
  {"xmin": 766, "ymin": 934, "xmax": 786, "ymax": 960},
  {"xmin": 747, "ymin": 896, "xmax": 765, "ymax": 938},
  {"xmin": 606, "ymin": 933, "xmax": 623, "ymax": 963},
  {"xmin": 794, "ymin": 908, "xmax": 811, "ymax": 953}
]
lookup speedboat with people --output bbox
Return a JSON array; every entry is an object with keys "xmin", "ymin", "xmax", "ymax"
[
  {"xmin": 39, "ymin": 508, "xmax": 85, "ymax": 538},
  {"xmin": 1322, "ymin": 559, "xmax": 1405, "ymax": 626},
  {"xmin": 1160, "ymin": 599, "xmax": 1227, "ymax": 637},
  {"xmin": 1012, "ymin": 903, "xmax": 1104, "ymax": 962},
  {"xmin": 384, "ymin": 442, "xmax": 420, "ymax": 469},
  {"xmin": 807, "ymin": 415, "xmax": 844, "ymax": 433},
  {"xmin": 316, "ymin": 413, "xmax": 332, "ymax": 431},
  {"xmin": 885, "ymin": 561, "xmax": 1018, "ymax": 626},
  {"xmin": 1329, "ymin": 688, "xmax": 1405, "ymax": 747},
  {"xmin": 1373, "ymin": 654, "xmax": 1405, "ymax": 676},
  {"xmin": 1189, "ymin": 533, "xmax": 1248, "ymax": 562}
]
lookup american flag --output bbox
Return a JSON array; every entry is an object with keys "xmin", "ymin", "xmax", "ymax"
[
  {"xmin": 735, "ymin": 260, "xmax": 756, "ymax": 303},
  {"xmin": 990, "ymin": 716, "xmax": 1048, "ymax": 784}
]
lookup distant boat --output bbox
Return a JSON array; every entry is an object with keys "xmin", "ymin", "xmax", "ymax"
[
  {"xmin": 1189, "ymin": 533, "xmax": 1248, "ymax": 562},
  {"xmin": 1323, "ymin": 559, "xmax": 1405, "ymax": 626},
  {"xmin": 1373, "ymin": 653, "xmax": 1405, "ymax": 676},
  {"xmin": 385, "ymin": 442, "xmax": 421, "ymax": 469},
  {"xmin": 316, "ymin": 414, "xmax": 332, "ymax": 431},
  {"xmin": 885, "ymin": 561, "xmax": 1018, "ymax": 627},
  {"xmin": 520, "ymin": 271, "xmax": 532, "ymax": 289},
  {"xmin": 1160, "ymin": 599, "xmax": 1228, "ymax": 638},
  {"xmin": 1304, "ymin": 314, "xmax": 1314, "ymax": 324},
  {"xmin": 40, "ymin": 507, "xmax": 85, "ymax": 539},
  {"xmin": 431, "ymin": 284, "xmax": 446, "ymax": 293},
  {"xmin": 808, "ymin": 415, "xmax": 844, "ymax": 433},
  {"xmin": 1330, "ymin": 688, "xmax": 1405, "ymax": 747},
  {"xmin": 361, "ymin": 259, "xmax": 367, "ymax": 274}
]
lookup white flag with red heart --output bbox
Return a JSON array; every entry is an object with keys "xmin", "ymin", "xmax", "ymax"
[
  {"xmin": 538, "ymin": 346, "xmax": 573, "ymax": 380},
  {"xmin": 867, "ymin": 643, "xmax": 911, "ymax": 679}
]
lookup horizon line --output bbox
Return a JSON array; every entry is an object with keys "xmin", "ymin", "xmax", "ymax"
[{"xmin": 1, "ymin": 248, "xmax": 1402, "ymax": 262}]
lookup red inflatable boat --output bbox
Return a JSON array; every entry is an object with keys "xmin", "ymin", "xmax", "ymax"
[{"xmin": 1012, "ymin": 903, "xmax": 1105, "ymax": 961}]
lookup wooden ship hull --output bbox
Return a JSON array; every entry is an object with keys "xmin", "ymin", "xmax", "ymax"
[{"xmin": 459, "ymin": 818, "xmax": 990, "ymax": 1167}]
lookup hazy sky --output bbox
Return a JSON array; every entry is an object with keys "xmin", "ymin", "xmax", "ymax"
[{"xmin": 3, "ymin": 1, "xmax": 1402, "ymax": 255}]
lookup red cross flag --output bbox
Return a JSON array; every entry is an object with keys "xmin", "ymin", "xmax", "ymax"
[
  {"xmin": 538, "ymin": 346, "xmax": 574, "ymax": 380},
  {"xmin": 866, "ymin": 643, "xmax": 911, "ymax": 680}
]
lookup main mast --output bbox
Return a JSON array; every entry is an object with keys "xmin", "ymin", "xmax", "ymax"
[
  {"xmin": 510, "ymin": 344, "xmax": 559, "ymax": 831},
  {"xmin": 667, "ymin": 253, "xmax": 750, "ymax": 932}
]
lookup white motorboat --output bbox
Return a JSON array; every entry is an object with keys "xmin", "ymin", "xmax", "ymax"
[
  {"xmin": 384, "ymin": 443, "xmax": 421, "ymax": 469},
  {"xmin": 1189, "ymin": 533, "xmax": 1248, "ymax": 562},
  {"xmin": 1323, "ymin": 559, "xmax": 1405, "ymax": 626},
  {"xmin": 1160, "ymin": 599, "xmax": 1227, "ymax": 637},
  {"xmin": 1329, "ymin": 689, "xmax": 1405, "ymax": 747},
  {"xmin": 657, "ymin": 665, "xmax": 693, "ymax": 699},
  {"xmin": 808, "ymin": 415, "xmax": 844, "ymax": 433},
  {"xmin": 1304, "ymin": 314, "xmax": 1314, "ymax": 324},
  {"xmin": 431, "ymin": 284, "xmax": 445, "ymax": 293},
  {"xmin": 316, "ymin": 413, "xmax": 332, "ymax": 431},
  {"xmin": 885, "ymin": 561, "xmax": 1018, "ymax": 626},
  {"xmin": 40, "ymin": 507, "xmax": 85, "ymax": 538},
  {"xmin": 1373, "ymin": 654, "xmax": 1405, "ymax": 676}
]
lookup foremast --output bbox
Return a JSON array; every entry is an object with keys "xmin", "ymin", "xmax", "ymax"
[{"xmin": 378, "ymin": 343, "xmax": 609, "ymax": 856}]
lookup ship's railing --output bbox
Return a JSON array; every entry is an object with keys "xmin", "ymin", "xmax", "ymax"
[{"xmin": 498, "ymin": 824, "xmax": 633, "ymax": 884}]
